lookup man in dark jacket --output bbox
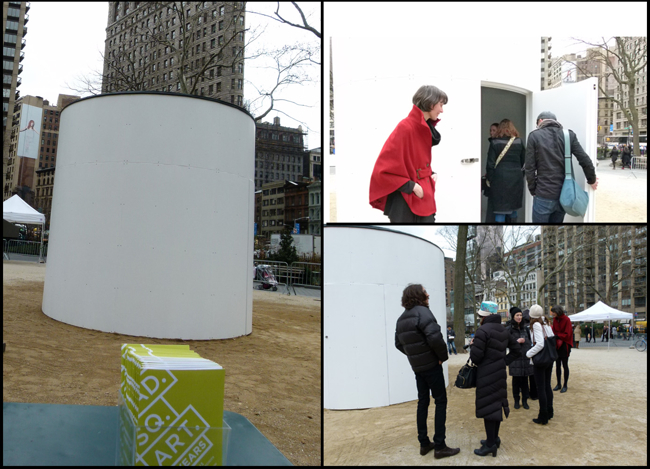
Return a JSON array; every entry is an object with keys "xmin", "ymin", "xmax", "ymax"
[
  {"xmin": 525, "ymin": 111, "xmax": 599, "ymax": 223},
  {"xmin": 395, "ymin": 284, "xmax": 460, "ymax": 459}
]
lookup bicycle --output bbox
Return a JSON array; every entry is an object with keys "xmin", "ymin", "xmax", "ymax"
[{"xmin": 634, "ymin": 337, "xmax": 647, "ymax": 352}]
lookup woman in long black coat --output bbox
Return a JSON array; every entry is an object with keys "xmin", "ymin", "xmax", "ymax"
[
  {"xmin": 506, "ymin": 308, "xmax": 534, "ymax": 410},
  {"xmin": 470, "ymin": 304, "xmax": 521, "ymax": 457},
  {"xmin": 485, "ymin": 119, "xmax": 526, "ymax": 223}
]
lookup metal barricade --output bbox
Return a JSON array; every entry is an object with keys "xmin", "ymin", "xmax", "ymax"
[
  {"xmin": 290, "ymin": 262, "xmax": 321, "ymax": 294},
  {"xmin": 3, "ymin": 239, "xmax": 8, "ymax": 260},
  {"xmin": 253, "ymin": 260, "xmax": 291, "ymax": 295},
  {"xmin": 632, "ymin": 156, "xmax": 647, "ymax": 170},
  {"xmin": 5, "ymin": 240, "xmax": 44, "ymax": 259}
]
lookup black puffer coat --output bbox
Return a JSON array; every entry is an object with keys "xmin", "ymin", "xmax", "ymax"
[
  {"xmin": 470, "ymin": 314, "xmax": 521, "ymax": 421},
  {"xmin": 486, "ymin": 137, "xmax": 526, "ymax": 212},
  {"xmin": 505, "ymin": 319, "xmax": 534, "ymax": 377},
  {"xmin": 395, "ymin": 305, "xmax": 449, "ymax": 373}
]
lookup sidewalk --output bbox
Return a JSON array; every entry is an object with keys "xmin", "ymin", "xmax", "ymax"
[{"xmin": 594, "ymin": 158, "xmax": 647, "ymax": 222}]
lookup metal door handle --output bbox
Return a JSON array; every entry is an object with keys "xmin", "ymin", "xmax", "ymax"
[{"xmin": 461, "ymin": 158, "xmax": 479, "ymax": 164}]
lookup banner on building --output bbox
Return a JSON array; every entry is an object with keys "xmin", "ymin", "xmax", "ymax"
[{"xmin": 17, "ymin": 104, "xmax": 42, "ymax": 159}]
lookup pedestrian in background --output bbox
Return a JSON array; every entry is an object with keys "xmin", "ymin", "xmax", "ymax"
[
  {"xmin": 447, "ymin": 326, "xmax": 458, "ymax": 355},
  {"xmin": 395, "ymin": 284, "xmax": 460, "ymax": 459},
  {"xmin": 470, "ymin": 302, "xmax": 521, "ymax": 457},
  {"xmin": 610, "ymin": 145, "xmax": 620, "ymax": 169},
  {"xmin": 621, "ymin": 145, "xmax": 632, "ymax": 169},
  {"xmin": 506, "ymin": 307, "xmax": 534, "ymax": 410},
  {"xmin": 573, "ymin": 323, "xmax": 581, "ymax": 349},
  {"xmin": 525, "ymin": 111, "xmax": 598, "ymax": 223},
  {"xmin": 550, "ymin": 305, "xmax": 573, "ymax": 393},
  {"xmin": 526, "ymin": 305, "xmax": 555, "ymax": 425},
  {"xmin": 602, "ymin": 324, "xmax": 609, "ymax": 342}
]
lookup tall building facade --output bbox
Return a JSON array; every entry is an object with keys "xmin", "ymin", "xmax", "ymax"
[
  {"xmin": 540, "ymin": 36, "xmax": 552, "ymax": 90},
  {"xmin": 3, "ymin": 1, "xmax": 29, "ymax": 195},
  {"xmin": 541, "ymin": 226, "xmax": 647, "ymax": 319},
  {"xmin": 3, "ymin": 94, "xmax": 79, "ymax": 207},
  {"xmin": 102, "ymin": 1, "xmax": 245, "ymax": 106},
  {"xmin": 255, "ymin": 117, "xmax": 308, "ymax": 191}
]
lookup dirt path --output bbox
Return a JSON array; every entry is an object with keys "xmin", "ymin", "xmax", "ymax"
[
  {"xmin": 325, "ymin": 347, "xmax": 647, "ymax": 465},
  {"xmin": 3, "ymin": 261, "xmax": 321, "ymax": 466}
]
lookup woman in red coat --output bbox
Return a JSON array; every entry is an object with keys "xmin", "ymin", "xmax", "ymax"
[
  {"xmin": 369, "ymin": 85, "xmax": 447, "ymax": 223},
  {"xmin": 550, "ymin": 305, "xmax": 573, "ymax": 393}
]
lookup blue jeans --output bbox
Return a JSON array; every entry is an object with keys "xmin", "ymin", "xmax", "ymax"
[
  {"xmin": 415, "ymin": 365, "xmax": 447, "ymax": 449},
  {"xmin": 495, "ymin": 210, "xmax": 518, "ymax": 223},
  {"xmin": 532, "ymin": 196, "xmax": 566, "ymax": 223},
  {"xmin": 447, "ymin": 341, "xmax": 457, "ymax": 355}
]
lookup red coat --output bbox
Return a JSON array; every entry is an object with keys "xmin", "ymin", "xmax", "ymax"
[
  {"xmin": 369, "ymin": 105, "xmax": 438, "ymax": 217},
  {"xmin": 552, "ymin": 313, "xmax": 574, "ymax": 349}
]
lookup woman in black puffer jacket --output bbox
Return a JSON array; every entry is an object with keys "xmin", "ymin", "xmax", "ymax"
[
  {"xmin": 470, "ymin": 302, "xmax": 521, "ymax": 458},
  {"xmin": 505, "ymin": 307, "xmax": 534, "ymax": 410}
]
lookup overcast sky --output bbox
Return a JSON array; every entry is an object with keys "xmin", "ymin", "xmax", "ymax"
[{"xmin": 19, "ymin": 1, "xmax": 321, "ymax": 149}]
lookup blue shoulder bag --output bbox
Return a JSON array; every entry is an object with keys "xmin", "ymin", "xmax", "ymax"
[{"xmin": 559, "ymin": 129, "xmax": 589, "ymax": 217}]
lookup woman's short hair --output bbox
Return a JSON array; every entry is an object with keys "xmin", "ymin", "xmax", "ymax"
[
  {"xmin": 412, "ymin": 85, "xmax": 448, "ymax": 112},
  {"xmin": 401, "ymin": 283, "xmax": 427, "ymax": 309},
  {"xmin": 495, "ymin": 119, "xmax": 520, "ymax": 138},
  {"xmin": 551, "ymin": 305, "xmax": 565, "ymax": 317}
]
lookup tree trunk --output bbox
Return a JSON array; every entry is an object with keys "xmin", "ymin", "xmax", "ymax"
[{"xmin": 454, "ymin": 226, "xmax": 468, "ymax": 352}]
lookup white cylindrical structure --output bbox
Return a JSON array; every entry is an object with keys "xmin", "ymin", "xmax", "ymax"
[
  {"xmin": 324, "ymin": 225, "xmax": 447, "ymax": 410},
  {"xmin": 42, "ymin": 93, "xmax": 255, "ymax": 339}
]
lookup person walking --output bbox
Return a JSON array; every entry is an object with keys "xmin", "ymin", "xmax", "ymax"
[
  {"xmin": 550, "ymin": 306, "xmax": 573, "ymax": 393},
  {"xmin": 525, "ymin": 305, "xmax": 555, "ymax": 425},
  {"xmin": 602, "ymin": 324, "xmax": 609, "ymax": 342},
  {"xmin": 470, "ymin": 301, "xmax": 521, "ymax": 457},
  {"xmin": 573, "ymin": 323, "xmax": 581, "ymax": 349},
  {"xmin": 525, "ymin": 111, "xmax": 599, "ymax": 223},
  {"xmin": 447, "ymin": 326, "xmax": 458, "ymax": 355},
  {"xmin": 485, "ymin": 119, "xmax": 526, "ymax": 223},
  {"xmin": 621, "ymin": 145, "xmax": 632, "ymax": 169},
  {"xmin": 610, "ymin": 145, "xmax": 620, "ymax": 169},
  {"xmin": 506, "ymin": 307, "xmax": 534, "ymax": 410},
  {"xmin": 370, "ymin": 85, "xmax": 447, "ymax": 223},
  {"xmin": 395, "ymin": 284, "xmax": 460, "ymax": 459}
]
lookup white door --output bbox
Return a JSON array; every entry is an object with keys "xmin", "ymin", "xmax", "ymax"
[{"xmin": 529, "ymin": 78, "xmax": 599, "ymax": 222}]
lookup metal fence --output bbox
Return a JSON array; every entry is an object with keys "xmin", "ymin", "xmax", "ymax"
[
  {"xmin": 290, "ymin": 262, "xmax": 321, "ymax": 294},
  {"xmin": 632, "ymin": 156, "xmax": 647, "ymax": 170},
  {"xmin": 252, "ymin": 260, "xmax": 321, "ymax": 295},
  {"xmin": 3, "ymin": 239, "xmax": 47, "ymax": 260}
]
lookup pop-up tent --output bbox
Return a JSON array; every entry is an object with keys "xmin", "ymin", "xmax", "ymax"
[
  {"xmin": 568, "ymin": 301, "xmax": 634, "ymax": 350},
  {"xmin": 3, "ymin": 194, "xmax": 46, "ymax": 262}
]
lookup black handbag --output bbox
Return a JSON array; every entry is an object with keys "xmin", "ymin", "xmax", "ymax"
[
  {"xmin": 455, "ymin": 358, "xmax": 478, "ymax": 389},
  {"xmin": 532, "ymin": 324, "xmax": 558, "ymax": 368}
]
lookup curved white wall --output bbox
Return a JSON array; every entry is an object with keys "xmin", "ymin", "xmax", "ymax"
[
  {"xmin": 42, "ymin": 93, "xmax": 255, "ymax": 339},
  {"xmin": 324, "ymin": 226, "xmax": 447, "ymax": 410}
]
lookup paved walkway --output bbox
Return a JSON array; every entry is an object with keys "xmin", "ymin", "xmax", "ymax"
[{"xmin": 594, "ymin": 158, "xmax": 647, "ymax": 222}]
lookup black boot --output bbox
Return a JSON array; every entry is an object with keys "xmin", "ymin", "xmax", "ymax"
[
  {"xmin": 474, "ymin": 443, "xmax": 498, "ymax": 457},
  {"xmin": 480, "ymin": 437, "xmax": 501, "ymax": 448},
  {"xmin": 522, "ymin": 397, "xmax": 530, "ymax": 410},
  {"xmin": 553, "ymin": 383, "xmax": 561, "ymax": 391},
  {"xmin": 514, "ymin": 397, "xmax": 520, "ymax": 409},
  {"xmin": 547, "ymin": 405, "xmax": 553, "ymax": 419},
  {"xmin": 533, "ymin": 408, "xmax": 549, "ymax": 425},
  {"xmin": 561, "ymin": 384, "xmax": 567, "ymax": 393}
]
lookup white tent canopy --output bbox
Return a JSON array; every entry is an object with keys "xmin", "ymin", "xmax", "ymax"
[
  {"xmin": 3, "ymin": 194, "xmax": 45, "ymax": 262},
  {"xmin": 567, "ymin": 301, "xmax": 633, "ymax": 322},
  {"xmin": 3, "ymin": 194, "xmax": 45, "ymax": 225},
  {"xmin": 567, "ymin": 301, "xmax": 633, "ymax": 351}
]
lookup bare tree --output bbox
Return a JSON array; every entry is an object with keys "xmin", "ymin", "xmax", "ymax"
[
  {"xmin": 565, "ymin": 37, "xmax": 646, "ymax": 154},
  {"xmin": 246, "ymin": 2, "xmax": 321, "ymax": 39},
  {"xmin": 453, "ymin": 225, "xmax": 468, "ymax": 352}
]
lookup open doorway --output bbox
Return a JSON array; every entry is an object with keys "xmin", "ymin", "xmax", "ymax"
[{"xmin": 480, "ymin": 86, "xmax": 528, "ymax": 223}]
